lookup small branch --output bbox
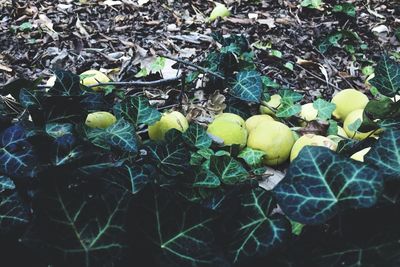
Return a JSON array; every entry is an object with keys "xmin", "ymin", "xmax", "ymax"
[
  {"xmin": 294, "ymin": 62, "xmax": 341, "ymax": 91},
  {"xmin": 159, "ymin": 54, "xmax": 225, "ymax": 80},
  {"xmin": 87, "ymin": 77, "xmax": 181, "ymax": 88}
]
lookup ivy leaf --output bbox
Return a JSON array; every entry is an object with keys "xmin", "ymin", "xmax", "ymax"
[
  {"xmin": 48, "ymin": 70, "xmax": 82, "ymax": 96},
  {"xmin": 51, "ymin": 135, "xmax": 84, "ymax": 166},
  {"xmin": 118, "ymin": 96, "xmax": 161, "ymax": 127},
  {"xmin": 193, "ymin": 166, "xmax": 221, "ymax": 188},
  {"xmin": 238, "ymin": 147, "xmax": 266, "ymax": 167},
  {"xmin": 45, "ymin": 123, "xmax": 74, "ymax": 138},
  {"xmin": 313, "ymin": 99, "xmax": 336, "ymax": 120},
  {"xmin": 0, "ymin": 191, "xmax": 30, "ymax": 234},
  {"xmin": 332, "ymin": 3, "xmax": 356, "ymax": 17},
  {"xmin": 370, "ymin": 55, "xmax": 400, "ymax": 97},
  {"xmin": 276, "ymin": 100, "xmax": 301, "ymax": 118},
  {"xmin": 19, "ymin": 88, "xmax": 44, "ymax": 108},
  {"xmin": 365, "ymin": 128, "xmax": 400, "ymax": 180},
  {"xmin": 132, "ymin": 187, "xmax": 224, "ymax": 266},
  {"xmin": 209, "ymin": 155, "xmax": 249, "ymax": 185},
  {"xmin": 183, "ymin": 123, "xmax": 212, "ymax": 149},
  {"xmin": 147, "ymin": 143, "xmax": 190, "ymax": 176},
  {"xmin": 228, "ymin": 188, "xmax": 290, "ymax": 264},
  {"xmin": 23, "ymin": 184, "xmax": 130, "ymax": 267},
  {"xmin": 0, "ymin": 124, "xmax": 38, "ymax": 178},
  {"xmin": 279, "ymin": 89, "xmax": 303, "ymax": 103},
  {"xmin": 102, "ymin": 164, "xmax": 150, "ymax": 195},
  {"xmin": 230, "ymin": 71, "xmax": 263, "ymax": 103},
  {"xmin": 87, "ymin": 119, "xmax": 138, "ymax": 154},
  {"xmin": 0, "ymin": 175, "xmax": 15, "ymax": 193},
  {"xmin": 274, "ymin": 146, "xmax": 383, "ymax": 224}
]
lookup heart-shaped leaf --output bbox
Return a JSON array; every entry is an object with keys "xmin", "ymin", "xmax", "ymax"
[
  {"xmin": 193, "ymin": 166, "xmax": 221, "ymax": 188},
  {"xmin": 48, "ymin": 70, "xmax": 82, "ymax": 96},
  {"xmin": 209, "ymin": 155, "xmax": 249, "ymax": 185},
  {"xmin": 238, "ymin": 147, "xmax": 266, "ymax": 167},
  {"xmin": 0, "ymin": 124, "xmax": 38, "ymax": 178},
  {"xmin": 313, "ymin": 98, "xmax": 336, "ymax": 120},
  {"xmin": 230, "ymin": 71, "xmax": 263, "ymax": 103},
  {"xmin": 147, "ymin": 143, "xmax": 190, "ymax": 176},
  {"xmin": 183, "ymin": 123, "xmax": 212, "ymax": 149},
  {"xmin": 19, "ymin": 88, "xmax": 44, "ymax": 108},
  {"xmin": 87, "ymin": 119, "xmax": 138, "ymax": 154},
  {"xmin": 23, "ymin": 184, "xmax": 130, "ymax": 267},
  {"xmin": 365, "ymin": 128, "xmax": 400, "ymax": 180},
  {"xmin": 274, "ymin": 146, "xmax": 383, "ymax": 224},
  {"xmin": 228, "ymin": 188, "xmax": 290, "ymax": 264},
  {"xmin": 117, "ymin": 96, "xmax": 161, "ymax": 126},
  {"xmin": 370, "ymin": 55, "xmax": 400, "ymax": 97}
]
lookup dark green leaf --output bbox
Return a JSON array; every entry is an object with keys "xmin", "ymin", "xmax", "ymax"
[
  {"xmin": 183, "ymin": 123, "xmax": 212, "ymax": 149},
  {"xmin": 332, "ymin": 3, "xmax": 356, "ymax": 17},
  {"xmin": 274, "ymin": 146, "xmax": 383, "ymax": 224},
  {"xmin": 209, "ymin": 155, "xmax": 249, "ymax": 185},
  {"xmin": 23, "ymin": 184, "xmax": 130, "ymax": 267},
  {"xmin": 102, "ymin": 165, "xmax": 150, "ymax": 195},
  {"xmin": 118, "ymin": 96, "xmax": 161, "ymax": 126},
  {"xmin": 48, "ymin": 70, "xmax": 82, "ymax": 96},
  {"xmin": 230, "ymin": 71, "xmax": 263, "ymax": 103},
  {"xmin": 370, "ymin": 55, "xmax": 400, "ymax": 97},
  {"xmin": 0, "ymin": 124, "xmax": 38, "ymax": 177},
  {"xmin": 0, "ymin": 191, "xmax": 30, "ymax": 234},
  {"xmin": 193, "ymin": 167, "xmax": 221, "ymax": 188},
  {"xmin": 365, "ymin": 128, "xmax": 400, "ymax": 180},
  {"xmin": 228, "ymin": 188, "xmax": 290, "ymax": 263},
  {"xmin": 19, "ymin": 88, "xmax": 44, "ymax": 108},
  {"xmin": 45, "ymin": 123, "xmax": 74, "ymax": 138},
  {"xmin": 148, "ymin": 143, "xmax": 190, "ymax": 176}
]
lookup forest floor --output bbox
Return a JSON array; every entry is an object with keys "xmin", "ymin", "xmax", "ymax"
[{"xmin": 1, "ymin": 0, "xmax": 399, "ymax": 101}]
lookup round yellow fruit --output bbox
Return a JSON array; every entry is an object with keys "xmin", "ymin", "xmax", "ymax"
[
  {"xmin": 350, "ymin": 147, "xmax": 371, "ymax": 162},
  {"xmin": 148, "ymin": 111, "xmax": 189, "ymax": 141},
  {"xmin": 343, "ymin": 109, "xmax": 374, "ymax": 140},
  {"xmin": 290, "ymin": 134, "xmax": 337, "ymax": 161},
  {"xmin": 80, "ymin": 70, "xmax": 111, "ymax": 91},
  {"xmin": 299, "ymin": 103, "xmax": 318, "ymax": 126},
  {"xmin": 207, "ymin": 120, "xmax": 247, "ymax": 148},
  {"xmin": 209, "ymin": 3, "xmax": 230, "ymax": 21},
  {"xmin": 245, "ymin": 115, "xmax": 274, "ymax": 132},
  {"xmin": 85, "ymin": 111, "xmax": 117, "ymax": 129},
  {"xmin": 214, "ymin": 113, "xmax": 245, "ymax": 127},
  {"xmin": 260, "ymin": 94, "xmax": 282, "ymax": 116},
  {"xmin": 331, "ymin": 89, "xmax": 369, "ymax": 121},
  {"xmin": 247, "ymin": 121, "xmax": 295, "ymax": 166}
]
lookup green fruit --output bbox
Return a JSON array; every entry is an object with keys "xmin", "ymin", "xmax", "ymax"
[
  {"xmin": 331, "ymin": 89, "xmax": 369, "ymax": 121},
  {"xmin": 247, "ymin": 121, "xmax": 295, "ymax": 166},
  {"xmin": 207, "ymin": 119, "xmax": 247, "ymax": 148},
  {"xmin": 290, "ymin": 134, "xmax": 337, "ymax": 161},
  {"xmin": 148, "ymin": 111, "xmax": 189, "ymax": 141},
  {"xmin": 245, "ymin": 114, "xmax": 274, "ymax": 132},
  {"xmin": 214, "ymin": 113, "xmax": 245, "ymax": 127},
  {"xmin": 260, "ymin": 94, "xmax": 281, "ymax": 116},
  {"xmin": 209, "ymin": 3, "xmax": 230, "ymax": 21},
  {"xmin": 350, "ymin": 147, "xmax": 371, "ymax": 162},
  {"xmin": 343, "ymin": 109, "xmax": 374, "ymax": 140},
  {"xmin": 80, "ymin": 70, "xmax": 111, "ymax": 91},
  {"xmin": 85, "ymin": 111, "xmax": 117, "ymax": 129}
]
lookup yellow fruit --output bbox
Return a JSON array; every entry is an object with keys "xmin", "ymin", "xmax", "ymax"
[
  {"xmin": 350, "ymin": 147, "xmax": 371, "ymax": 162},
  {"xmin": 247, "ymin": 121, "xmax": 295, "ymax": 166},
  {"xmin": 299, "ymin": 103, "xmax": 318, "ymax": 126},
  {"xmin": 245, "ymin": 115, "xmax": 274, "ymax": 132},
  {"xmin": 207, "ymin": 120, "xmax": 247, "ymax": 148},
  {"xmin": 343, "ymin": 109, "xmax": 374, "ymax": 140},
  {"xmin": 80, "ymin": 70, "xmax": 111, "ymax": 91},
  {"xmin": 290, "ymin": 134, "xmax": 337, "ymax": 161},
  {"xmin": 148, "ymin": 111, "xmax": 189, "ymax": 141},
  {"xmin": 331, "ymin": 89, "xmax": 369, "ymax": 121},
  {"xmin": 85, "ymin": 111, "xmax": 117, "ymax": 129},
  {"xmin": 214, "ymin": 113, "xmax": 245, "ymax": 127},
  {"xmin": 209, "ymin": 3, "xmax": 230, "ymax": 21},
  {"xmin": 260, "ymin": 94, "xmax": 282, "ymax": 116}
]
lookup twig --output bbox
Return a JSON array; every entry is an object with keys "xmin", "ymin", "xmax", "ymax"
[
  {"xmin": 159, "ymin": 54, "xmax": 225, "ymax": 80},
  {"xmin": 294, "ymin": 62, "xmax": 341, "ymax": 91}
]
